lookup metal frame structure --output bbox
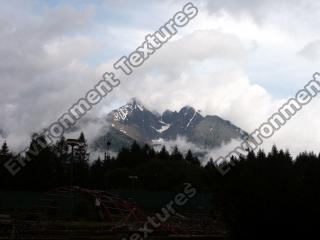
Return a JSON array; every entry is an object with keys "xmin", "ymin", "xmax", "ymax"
[
  {"xmin": 39, "ymin": 186, "xmax": 148, "ymax": 228},
  {"xmin": 35, "ymin": 186, "xmax": 226, "ymax": 237}
]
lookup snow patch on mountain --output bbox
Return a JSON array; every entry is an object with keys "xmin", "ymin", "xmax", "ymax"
[
  {"xmin": 187, "ymin": 110, "xmax": 196, "ymax": 128},
  {"xmin": 119, "ymin": 129, "xmax": 127, "ymax": 134},
  {"xmin": 112, "ymin": 98, "xmax": 144, "ymax": 121},
  {"xmin": 158, "ymin": 123, "xmax": 171, "ymax": 133}
]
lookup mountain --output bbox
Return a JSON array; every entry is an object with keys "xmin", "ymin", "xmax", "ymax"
[{"xmin": 93, "ymin": 98, "xmax": 249, "ymax": 152}]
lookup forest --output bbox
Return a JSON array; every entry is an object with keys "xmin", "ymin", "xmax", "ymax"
[{"xmin": 1, "ymin": 133, "xmax": 320, "ymax": 239}]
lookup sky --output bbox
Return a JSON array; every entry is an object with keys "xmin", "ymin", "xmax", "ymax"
[{"xmin": 1, "ymin": 0, "xmax": 320, "ymax": 156}]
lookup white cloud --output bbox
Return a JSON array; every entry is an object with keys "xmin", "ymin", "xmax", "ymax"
[
  {"xmin": 299, "ymin": 40, "xmax": 320, "ymax": 60},
  {"xmin": 1, "ymin": 0, "xmax": 320, "ymax": 159},
  {"xmin": 153, "ymin": 136, "xmax": 243, "ymax": 164}
]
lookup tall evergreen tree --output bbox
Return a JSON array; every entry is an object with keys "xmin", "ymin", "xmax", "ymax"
[{"xmin": 0, "ymin": 141, "xmax": 9, "ymax": 155}]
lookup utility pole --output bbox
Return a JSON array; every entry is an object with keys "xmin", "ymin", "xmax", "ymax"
[{"xmin": 66, "ymin": 139, "xmax": 81, "ymax": 221}]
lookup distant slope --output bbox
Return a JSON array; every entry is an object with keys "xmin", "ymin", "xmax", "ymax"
[{"xmin": 92, "ymin": 98, "xmax": 249, "ymax": 152}]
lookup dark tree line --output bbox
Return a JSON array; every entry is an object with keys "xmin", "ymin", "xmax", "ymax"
[
  {"xmin": 212, "ymin": 146, "xmax": 320, "ymax": 240},
  {"xmin": 1, "ymin": 135, "xmax": 320, "ymax": 239},
  {"xmin": 0, "ymin": 133, "xmax": 204, "ymax": 191}
]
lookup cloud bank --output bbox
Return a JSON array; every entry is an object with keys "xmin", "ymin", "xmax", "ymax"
[{"xmin": 1, "ymin": 0, "xmax": 320, "ymax": 158}]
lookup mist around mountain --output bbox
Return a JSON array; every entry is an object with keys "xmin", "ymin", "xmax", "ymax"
[{"xmin": 93, "ymin": 98, "xmax": 249, "ymax": 159}]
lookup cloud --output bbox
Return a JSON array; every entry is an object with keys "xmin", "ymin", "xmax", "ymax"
[
  {"xmin": 299, "ymin": 40, "xmax": 320, "ymax": 60},
  {"xmin": 112, "ymin": 29, "xmax": 273, "ymax": 130},
  {"xmin": 204, "ymin": 0, "xmax": 320, "ymax": 25},
  {"xmin": 153, "ymin": 136, "xmax": 243, "ymax": 164},
  {"xmin": 0, "ymin": 2, "xmax": 100, "ymax": 150},
  {"xmin": 1, "ymin": 0, "xmax": 320, "ymax": 160}
]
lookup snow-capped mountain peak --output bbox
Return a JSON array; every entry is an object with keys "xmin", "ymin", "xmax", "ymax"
[
  {"xmin": 112, "ymin": 98, "xmax": 145, "ymax": 121},
  {"xmin": 97, "ymin": 98, "xmax": 250, "ymax": 152}
]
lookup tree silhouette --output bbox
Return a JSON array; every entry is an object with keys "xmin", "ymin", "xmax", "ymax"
[{"xmin": 1, "ymin": 136, "xmax": 320, "ymax": 238}]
